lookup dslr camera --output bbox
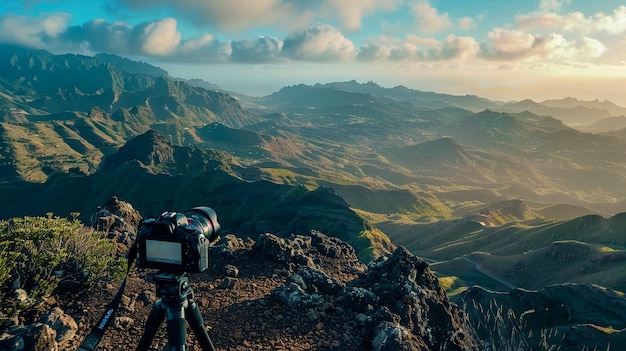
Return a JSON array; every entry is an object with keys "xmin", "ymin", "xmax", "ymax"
[{"xmin": 135, "ymin": 207, "xmax": 220, "ymax": 273}]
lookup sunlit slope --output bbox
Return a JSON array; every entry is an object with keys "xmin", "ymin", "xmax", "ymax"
[{"xmin": 379, "ymin": 208, "xmax": 626, "ymax": 291}]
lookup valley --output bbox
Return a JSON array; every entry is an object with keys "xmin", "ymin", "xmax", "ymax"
[{"xmin": 2, "ymin": 46, "xmax": 626, "ymax": 349}]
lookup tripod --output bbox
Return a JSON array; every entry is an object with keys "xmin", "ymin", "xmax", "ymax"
[{"xmin": 135, "ymin": 272, "xmax": 216, "ymax": 351}]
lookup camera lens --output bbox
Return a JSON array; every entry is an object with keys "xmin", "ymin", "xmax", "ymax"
[{"xmin": 185, "ymin": 207, "xmax": 220, "ymax": 243}]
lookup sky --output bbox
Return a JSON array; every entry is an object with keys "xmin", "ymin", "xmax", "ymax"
[{"xmin": 1, "ymin": 0, "xmax": 626, "ymax": 104}]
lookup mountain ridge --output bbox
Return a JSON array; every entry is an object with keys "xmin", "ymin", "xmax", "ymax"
[
  {"xmin": 2, "ymin": 45, "xmax": 626, "ymax": 350},
  {"xmin": 0, "ymin": 129, "xmax": 391, "ymax": 261}
]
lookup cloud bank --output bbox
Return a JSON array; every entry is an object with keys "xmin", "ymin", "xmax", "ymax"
[{"xmin": 0, "ymin": 1, "xmax": 624, "ymax": 69}]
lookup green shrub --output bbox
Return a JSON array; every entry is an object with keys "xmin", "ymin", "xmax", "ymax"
[{"xmin": 0, "ymin": 214, "xmax": 126, "ymax": 299}]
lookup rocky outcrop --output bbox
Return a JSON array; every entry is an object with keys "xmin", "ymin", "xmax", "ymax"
[
  {"xmin": 248, "ymin": 231, "xmax": 476, "ymax": 350},
  {"xmin": 91, "ymin": 195, "xmax": 142, "ymax": 253}
]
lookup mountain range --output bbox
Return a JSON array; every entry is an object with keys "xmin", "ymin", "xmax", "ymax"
[{"xmin": 2, "ymin": 45, "xmax": 626, "ymax": 349}]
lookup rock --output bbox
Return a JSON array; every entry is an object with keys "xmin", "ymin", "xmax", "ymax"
[
  {"xmin": 298, "ymin": 267, "xmax": 343, "ymax": 295},
  {"xmin": 263, "ymin": 234, "xmax": 475, "ymax": 350},
  {"xmin": 13, "ymin": 289, "xmax": 29, "ymax": 304},
  {"xmin": 271, "ymin": 282, "xmax": 325, "ymax": 309},
  {"xmin": 340, "ymin": 287, "xmax": 379, "ymax": 313},
  {"xmin": 372, "ymin": 321, "xmax": 426, "ymax": 351},
  {"xmin": 91, "ymin": 196, "xmax": 142, "ymax": 249},
  {"xmin": 113, "ymin": 316, "xmax": 135, "ymax": 330},
  {"xmin": 0, "ymin": 332, "xmax": 23, "ymax": 351},
  {"xmin": 4, "ymin": 225, "xmax": 477, "ymax": 351},
  {"xmin": 310, "ymin": 230, "xmax": 354, "ymax": 258},
  {"xmin": 137, "ymin": 290, "xmax": 156, "ymax": 306},
  {"xmin": 358, "ymin": 247, "xmax": 471, "ymax": 350},
  {"xmin": 0, "ymin": 323, "xmax": 58, "ymax": 351},
  {"xmin": 306, "ymin": 309, "xmax": 320, "ymax": 321},
  {"xmin": 120, "ymin": 294, "xmax": 136, "ymax": 313},
  {"xmin": 210, "ymin": 234, "xmax": 248, "ymax": 261},
  {"xmin": 253, "ymin": 233, "xmax": 293, "ymax": 263},
  {"xmin": 370, "ymin": 306, "xmax": 399, "ymax": 325},
  {"xmin": 224, "ymin": 264, "xmax": 239, "ymax": 278},
  {"xmin": 39, "ymin": 307, "xmax": 78, "ymax": 346},
  {"xmin": 288, "ymin": 273, "xmax": 307, "ymax": 290},
  {"xmin": 273, "ymin": 267, "xmax": 343, "ymax": 310}
]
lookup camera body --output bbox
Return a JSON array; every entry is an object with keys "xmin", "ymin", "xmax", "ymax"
[{"xmin": 135, "ymin": 207, "xmax": 220, "ymax": 273}]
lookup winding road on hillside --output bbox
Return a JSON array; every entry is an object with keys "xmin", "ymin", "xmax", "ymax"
[
  {"xmin": 423, "ymin": 255, "xmax": 518, "ymax": 290},
  {"xmin": 461, "ymin": 256, "xmax": 518, "ymax": 290}
]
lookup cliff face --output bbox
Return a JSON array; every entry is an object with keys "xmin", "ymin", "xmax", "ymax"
[{"xmin": 1, "ymin": 198, "xmax": 476, "ymax": 351}]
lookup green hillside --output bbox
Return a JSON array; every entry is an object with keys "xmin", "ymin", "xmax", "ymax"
[
  {"xmin": 378, "ymin": 211, "xmax": 626, "ymax": 293},
  {"xmin": 3, "ymin": 45, "xmax": 626, "ymax": 298}
]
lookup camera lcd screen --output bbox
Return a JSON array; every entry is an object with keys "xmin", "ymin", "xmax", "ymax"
[{"xmin": 145, "ymin": 239, "xmax": 183, "ymax": 265}]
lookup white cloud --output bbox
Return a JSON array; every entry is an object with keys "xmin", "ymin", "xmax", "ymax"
[
  {"xmin": 0, "ymin": 12, "xmax": 70, "ymax": 50},
  {"xmin": 544, "ymin": 34, "xmax": 607, "ymax": 61},
  {"xmin": 231, "ymin": 36, "xmax": 283, "ymax": 63},
  {"xmin": 357, "ymin": 43, "xmax": 392, "ymax": 61},
  {"xmin": 324, "ymin": 0, "xmax": 402, "ymax": 31},
  {"xmin": 593, "ymin": 6, "xmax": 626, "ymax": 35},
  {"xmin": 62, "ymin": 18, "xmax": 184, "ymax": 56},
  {"xmin": 390, "ymin": 42, "xmax": 425, "ymax": 61},
  {"xmin": 178, "ymin": 35, "xmax": 231, "ymax": 63},
  {"xmin": 357, "ymin": 34, "xmax": 478, "ymax": 62},
  {"xmin": 0, "ymin": 2, "xmax": 621, "ymax": 69},
  {"xmin": 139, "ymin": 18, "xmax": 181, "ymax": 56},
  {"xmin": 66, "ymin": 19, "xmax": 135, "ymax": 54},
  {"xmin": 481, "ymin": 28, "xmax": 544, "ymax": 59},
  {"xmin": 179, "ymin": 34, "xmax": 215, "ymax": 55},
  {"xmin": 439, "ymin": 35, "xmax": 480, "ymax": 60},
  {"xmin": 405, "ymin": 34, "xmax": 441, "ymax": 48},
  {"xmin": 480, "ymin": 28, "xmax": 608, "ymax": 63},
  {"xmin": 412, "ymin": 2, "xmax": 453, "ymax": 33},
  {"xmin": 517, "ymin": 5, "xmax": 626, "ymax": 35},
  {"xmin": 282, "ymin": 24, "xmax": 356, "ymax": 62}
]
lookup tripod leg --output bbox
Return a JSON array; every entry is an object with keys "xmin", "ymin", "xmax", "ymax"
[
  {"xmin": 185, "ymin": 299, "xmax": 216, "ymax": 351},
  {"xmin": 136, "ymin": 300, "xmax": 167, "ymax": 351},
  {"xmin": 165, "ymin": 317, "xmax": 187, "ymax": 351}
]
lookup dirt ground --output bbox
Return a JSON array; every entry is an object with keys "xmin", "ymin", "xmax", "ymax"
[{"xmin": 60, "ymin": 247, "xmax": 363, "ymax": 351}]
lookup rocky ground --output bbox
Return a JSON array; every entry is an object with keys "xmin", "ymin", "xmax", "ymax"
[
  {"xmin": 59, "ymin": 231, "xmax": 475, "ymax": 351},
  {"xmin": 1, "ymin": 197, "xmax": 477, "ymax": 351},
  {"xmin": 68, "ymin": 233, "xmax": 369, "ymax": 351}
]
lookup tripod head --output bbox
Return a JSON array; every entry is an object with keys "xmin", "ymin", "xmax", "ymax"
[{"xmin": 153, "ymin": 272, "xmax": 191, "ymax": 301}]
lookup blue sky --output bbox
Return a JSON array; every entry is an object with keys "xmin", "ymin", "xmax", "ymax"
[{"xmin": 1, "ymin": 0, "xmax": 626, "ymax": 104}]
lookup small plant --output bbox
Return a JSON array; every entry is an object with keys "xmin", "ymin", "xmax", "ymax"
[{"xmin": 0, "ymin": 214, "xmax": 126, "ymax": 300}]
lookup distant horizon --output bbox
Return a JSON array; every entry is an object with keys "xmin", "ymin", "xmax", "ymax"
[
  {"xmin": 2, "ymin": 1, "xmax": 625, "ymax": 105},
  {"xmin": 162, "ymin": 63, "xmax": 626, "ymax": 106}
]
